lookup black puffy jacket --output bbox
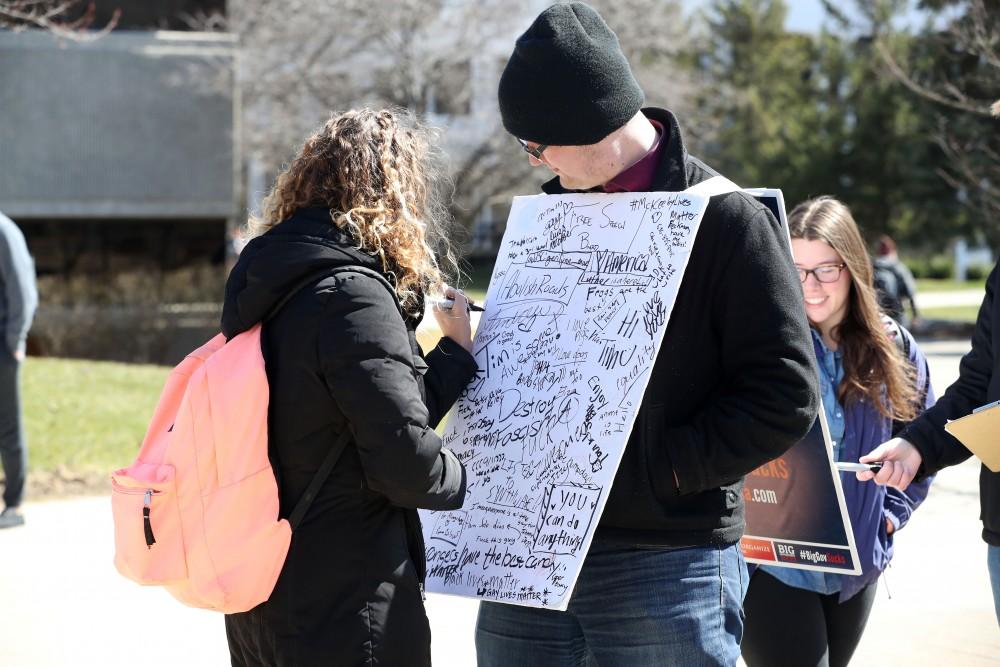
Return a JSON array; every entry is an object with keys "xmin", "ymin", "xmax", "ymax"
[{"xmin": 221, "ymin": 209, "xmax": 478, "ymax": 666}]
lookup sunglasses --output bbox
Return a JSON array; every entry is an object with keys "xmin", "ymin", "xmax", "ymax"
[{"xmin": 516, "ymin": 138, "xmax": 548, "ymax": 160}]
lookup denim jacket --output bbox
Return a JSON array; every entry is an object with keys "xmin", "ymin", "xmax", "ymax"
[
  {"xmin": 758, "ymin": 325, "xmax": 934, "ymax": 601},
  {"xmin": 828, "ymin": 325, "xmax": 935, "ymax": 602}
]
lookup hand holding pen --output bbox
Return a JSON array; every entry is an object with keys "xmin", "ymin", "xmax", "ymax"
[
  {"xmin": 431, "ymin": 285, "xmax": 474, "ymax": 352},
  {"xmin": 835, "ymin": 461, "xmax": 883, "ymax": 473},
  {"xmin": 436, "ymin": 298, "xmax": 485, "ymax": 312}
]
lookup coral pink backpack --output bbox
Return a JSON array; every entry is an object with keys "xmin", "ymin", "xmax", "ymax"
[{"xmin": 110, "ymin": 269, "xmax": 369, "ymax": 613}]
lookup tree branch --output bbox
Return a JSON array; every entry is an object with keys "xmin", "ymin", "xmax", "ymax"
[
  {"xmin": 0, "ymin": 0, "xmax": 118, "ymax": 39},
  {"xmin": 875, "ymin": 39, "xmax": 994, "ymax": 116}
]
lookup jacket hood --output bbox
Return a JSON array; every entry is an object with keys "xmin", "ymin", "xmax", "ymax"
[{"xmin": 221, "ymin": 208, "xmax": 384, "ymax": 338}]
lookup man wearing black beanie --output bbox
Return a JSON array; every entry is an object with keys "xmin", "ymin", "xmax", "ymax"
[{"xmin": 477, "ymin": 3, "xmax": 820, "ymax": 666}]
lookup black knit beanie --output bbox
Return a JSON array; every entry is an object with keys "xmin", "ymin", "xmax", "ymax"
[{"xmin": 498, "ymin": 2, "xmax": 644, "ymax": 146}]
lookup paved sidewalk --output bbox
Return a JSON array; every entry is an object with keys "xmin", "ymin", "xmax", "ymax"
[
  {"xmin": 0, "ymin": 339, "xmax": 996, "ymax": 666},
  {"xmin": 0, "ymin": 494, "xmax": 478, "ymax": 666},
  {"xmin": 916, "ymin": 289, "xmax": 986, "ymax": 310}
]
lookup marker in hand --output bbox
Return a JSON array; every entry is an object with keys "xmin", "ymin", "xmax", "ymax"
[
  {"xmin": 437, "ymin": 298, "xmax": 485, "ymax": 312},
  {"xmin": 835, "ymin": 461, "xmax": 884, "ymax": 473}
]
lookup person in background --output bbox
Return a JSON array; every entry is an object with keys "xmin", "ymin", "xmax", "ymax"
[
  {"xmin": 221, "ymin": 108, "xmax": 478, "ymax": 666},
  {"xmin": 861, "ymin": 256, "xmax": 1000, "ymax": 624},
  {"xmin": 873, "ymin": 234, "xmax": 919, "ymax": 328},
  {"xmin": 742, "ymin": 197, "xmax": 934, "ymax": 667},
  {"xmin": 0, "ymin": 211, "xmax": 37, "ymax": 530},
  {"xmin": 477, "ymin": 3, "xmax": 820, "ymax": 665}
]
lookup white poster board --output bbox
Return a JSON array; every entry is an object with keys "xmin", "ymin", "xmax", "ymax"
[
  {"xmin": 421, "ymin": 190, "xmax": 709, "ymax": 610},
  {"xmin": 743, "ymin": 188, "xmax": 791, "ymax": 250}
]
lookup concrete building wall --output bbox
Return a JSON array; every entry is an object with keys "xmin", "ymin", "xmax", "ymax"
[{"xmin": 0, "ymin": 30, "xmax": 237, "ymax": 220}]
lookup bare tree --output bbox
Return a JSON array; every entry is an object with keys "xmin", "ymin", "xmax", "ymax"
[
  {"xmin": 589, "ymin": 0, "xmax": 698, "ymax": 130},
  {"xmin": 0, "ymin": 0, "xmax": 116, "ymax": 38},
  {"xmin": 871, "ymin": 0, "xmax": 1000, "ymax": 240},
  {"xmin": 210, "ymin": 0, "xmax": 689, "ymax": 244},
  {"xmin": 219, "ymin": 0, "xmax": 541, "ymax": 239}
]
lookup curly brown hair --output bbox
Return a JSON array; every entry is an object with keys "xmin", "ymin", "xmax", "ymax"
[
  {"xmin": 249, "ymin": 108, "xmax": 458, "ymax": 314},
  {"xmin": 788, "ymin": 196, "xmax": 919, "ymax": 422}
]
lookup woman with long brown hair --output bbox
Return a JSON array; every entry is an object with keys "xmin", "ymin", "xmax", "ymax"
[
  {"xmin": 741, "ymin": 196, "xmax": 935, "ymax": 667},
  {"xmin": 221, "ymin": 108, "xmax": 477, "ymax": 666}
]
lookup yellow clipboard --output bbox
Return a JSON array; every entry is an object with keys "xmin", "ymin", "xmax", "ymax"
[{"xmin": 944, "ymin": 401, "xmax": 1000, "ymax": 472}]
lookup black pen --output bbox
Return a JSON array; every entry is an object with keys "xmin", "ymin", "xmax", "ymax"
[
  {"xmin": 437, "ymin": 298, "xmax": 485, "ymax": 312},
  {"xmin": 835, "ymin": 461, "xmax": 884, "ymax": 473}
]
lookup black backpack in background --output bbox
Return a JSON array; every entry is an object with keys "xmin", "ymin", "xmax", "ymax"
[{"xmin": 873, "ymin": 261, "xmax": 905, "ymax": 321}]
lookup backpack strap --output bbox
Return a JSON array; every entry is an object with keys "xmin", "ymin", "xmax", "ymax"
[
  {"xmin": 882, "ymin": 314, "xmax": 910, "ymax": 358},
  {"xmin": 267, "ymin": 264, "xmax": 404, "ymax": 531},
  {"xmin": 883, "ymin": 315, "xmax": 932, "ymax": 436},
  {"xmin": 288, "ymin": 429, "xmax": 352, "ymax": 530},
  {"xmin": 264, "ymin": 265, "xmax": 399, "ymax": 322}
]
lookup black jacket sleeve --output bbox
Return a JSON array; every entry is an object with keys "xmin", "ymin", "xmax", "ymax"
[
  {"xmin": 900, "ymin": 262, "xmax": 997, "ymax": 474},
  {"xmin": 883, "ymin": 329, "xmax": 936, "ymax": 529},
  {"xmin": 422, "ymin": 336, "xmax": 479, "ymax": 426},
  {"xmin": 318, "ymin": 272, "xmax": 467, "ymax": 510},
  {"xmin": 666, "ymin": 203, "xmax": 821, "ymax": 494}
]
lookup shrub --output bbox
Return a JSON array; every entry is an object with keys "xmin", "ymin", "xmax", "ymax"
[
  {"xmin": 37, "ymin": 263, "xmax": 225, "ymax": 306},
  {"xmin": 965, "ymin": 263, "xmax": 992, "ymax": 281},
  {"xmin": 927, "ymin": 256, "xmax": 954, "ymax": 280},
  {"xmin": 904, "ymin": 257, "xmax": 929, "ymax": 279},
  {"xmin": 30, "ymin": 263, "xmax": 225, "ymax": 364}
]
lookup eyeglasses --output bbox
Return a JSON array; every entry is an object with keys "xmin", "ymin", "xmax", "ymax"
[
  {"xmin": 516, "ymin": 138, "xmax": 548, "ymax": 160},
  {"xmin": 797, "ymin": 263, "xmax": 847, "ymax": 284}
]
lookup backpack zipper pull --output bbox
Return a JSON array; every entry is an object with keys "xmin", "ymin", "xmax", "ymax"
[{"xmin": 143, "ymin": 489, "xmax": 157, "ymax": 548}]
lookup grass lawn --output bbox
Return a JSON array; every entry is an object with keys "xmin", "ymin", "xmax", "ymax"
[
  {"xmin": 23, "ymin": 357, "xmax": 168, "ymax": 475},
  {"xmin": 459, "ymin": 257, "xmax": 496, "ymax": 303},
  {"xmin": 920, "ymin": 305, "xmax": 981, "ymax": 322}
]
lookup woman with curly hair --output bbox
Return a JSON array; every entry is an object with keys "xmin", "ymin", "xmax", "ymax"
[
  {"xmin": 221, "ymin": 108, "xmax": 477, "ymax": 666},
  {"xmin": 741, "ymin": 196, "xmax": 935, "ymax": 667}
]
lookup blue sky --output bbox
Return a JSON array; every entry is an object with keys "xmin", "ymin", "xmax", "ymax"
[
  {"xmin": 681, "ymin": 0, "xmax": 929, "ymax": 33},
  {"xmin": 785, "ymin": 0, "xmax": 842, "ymax": 32}
]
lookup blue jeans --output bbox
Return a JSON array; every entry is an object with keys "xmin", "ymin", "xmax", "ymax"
[
  {"xmin": 988, "ymin": 545, "xmax": 1000, "ymax": 626},
  {"xmin": 0, "ymin": 355, "xmax": 24, "ymax": 509},
  {"xmin": 475, "ymin": 542, "xmax": 748, "ymax": 666}
]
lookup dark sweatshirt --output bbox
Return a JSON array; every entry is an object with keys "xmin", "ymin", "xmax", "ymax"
[
  {"xmin": 542, "ymin": 108, "xmax": 820, "ymax": 547},
  {"xmin": 900, "ymin": 260, "xmax": 1000, "ymax": 546}
]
